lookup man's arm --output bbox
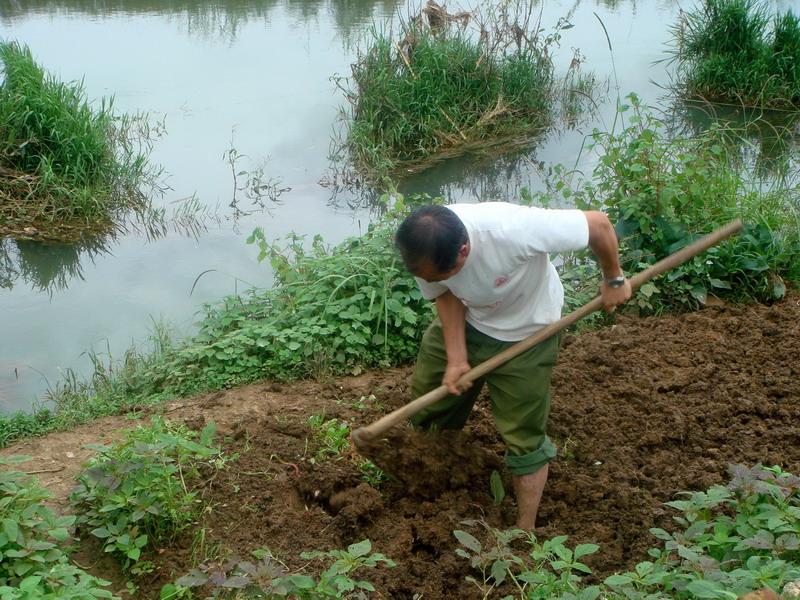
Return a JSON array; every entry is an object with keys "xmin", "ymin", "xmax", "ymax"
[
  {"xmin": 584, "ymin": 211, "xmax": 632, "ymax": 312},
  {"xmin": 435, "ymin": 290, "xmax": 472, "ymax": 395}
]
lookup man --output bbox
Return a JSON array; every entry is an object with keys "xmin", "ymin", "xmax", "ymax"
[{"xmin": 395, "ymin": 202, "xmax": 631, "ymax": 529}]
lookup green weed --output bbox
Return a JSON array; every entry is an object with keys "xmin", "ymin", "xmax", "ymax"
[
  {"xmin": 0, "ymin": 41, "xmax": 163, "ymax": 239},
  {"xmin": 670, "ymin": 0, "xmax": 800, "ymax": 107},
  {"xmin": 308, "ymin": 414, "xmax": 351, "ymax": 460},
  {"xmin": 454, "ymin": 464, "xmax": 800, "ymax": 599},
  {"xmin": 531, "ymin": 95, "xmax": 800, "ymax": 314},
  {"xmin": 0, "ymin": 455, "xmax": 118, "ymax": 598},
  {"xmin": 306, "ymin": 412, "xmax": 387, "ymax": 486},
  {"xmin": 70, "ymin": 417, "xmax": 224, "ymax": 572},
  {"xmin": 175, "ymin": 539, "xmax": 395, "ymax": 598}
]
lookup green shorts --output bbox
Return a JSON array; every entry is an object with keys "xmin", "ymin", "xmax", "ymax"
[{"xmin": 410, "ymin": 319, "xmax": 559, "ymax": 476}]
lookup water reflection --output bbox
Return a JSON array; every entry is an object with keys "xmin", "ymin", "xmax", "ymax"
[
  {"xmin": 672, "ymin": 100, "xmax": 800, "ymax": 185},
  {"xmin": 0, "ymin": 0, "xmax": 403, "ymax": 44},
  {"xmin": 0, "ymin": 235, "xmax": 112, "ymax": 294}
]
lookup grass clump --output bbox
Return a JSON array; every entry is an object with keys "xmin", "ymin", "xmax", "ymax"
[
  {"xmin": 0, "ymin": 455, "xmax": 119, "ymax": 599},
  {"xmin": 531, "ymin": 94, "xmax": 800, "ymax": 314},
  {"xmin": 70, "ymin": 417, "xmax": 225, "ymax": 575},
  {"xmin": 339, "ymin": 0, "xmax": 593, "ymax": 177},
  {"xmin": 0, "ymin": 41, "xmax": 161, "ymax": 240},
  {"xmin": 455, "ymin": 464, "xmax": 800, "ymax": 598},
  {"xmin": 671, "ymin": 0, "xmax": 800, "ymax": 108}
]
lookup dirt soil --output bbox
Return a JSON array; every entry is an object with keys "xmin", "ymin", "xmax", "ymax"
[{"xmin": 3, "ymin": 296, "xmax": 800, "ymax": 598}]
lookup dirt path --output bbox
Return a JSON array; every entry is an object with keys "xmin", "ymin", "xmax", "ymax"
[{"xmin": 3, "ymin": 295, "xmax": 799, "ymax": 598}]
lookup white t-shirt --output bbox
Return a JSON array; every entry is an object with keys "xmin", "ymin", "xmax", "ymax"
[{"xmin": 415, "ymin": 202, "xmax": 589, "ymax": 341}]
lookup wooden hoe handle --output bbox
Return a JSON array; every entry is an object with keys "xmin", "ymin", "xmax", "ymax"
[{"xmin": 351, "ymin": 219, "xmax": 743, "ymax": 444}]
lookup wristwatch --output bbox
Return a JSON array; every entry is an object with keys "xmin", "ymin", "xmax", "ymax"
[{"xmin": 604, "ymin": 275, "xmax": 627, "ymax": 288}]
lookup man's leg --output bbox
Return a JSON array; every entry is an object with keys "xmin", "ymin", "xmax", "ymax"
[
  {"xmin": 410, "ymin": 319, "xmax": 483, "ymax": 431},
  {"xmin": 483, "ymin": 334, "xmax": 559, "ymax": 530},
  {"xmin": 512, "ymin": 464, "xmax": 549, "ymax": 530}
]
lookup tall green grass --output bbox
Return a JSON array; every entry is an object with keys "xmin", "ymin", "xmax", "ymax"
[
  {"xmin": 0, "ymin": 41, "xmax": 159, "ymax": 239},
  {"xmin": 340, "ymin": 1, "xmax": 591, "ymax": 177},
  {"xmin": 671, "ymin": 0, "xmax": 800, "ymax": 107}
]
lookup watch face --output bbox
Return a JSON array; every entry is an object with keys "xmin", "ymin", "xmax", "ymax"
[{"xmin": 608, "ymin": 277, "xmax": 625, "ymax": 288}]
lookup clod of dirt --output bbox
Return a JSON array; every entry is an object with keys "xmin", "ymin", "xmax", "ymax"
[
  {"xmin": 355, "ymin": 428, "xmax": 503, "ymax": 499},
  {"xmin": 329, "ymin": 483, "xmax": 384, "ymax": 530}
]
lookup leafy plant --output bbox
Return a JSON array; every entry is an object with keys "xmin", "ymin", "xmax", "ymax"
[
  {"xmin": 175, "ymin": 540, "xmax": 395, "ymax": 599},
  {"xmin": 455, "ymin": 465, "xmax": 800, "ymax": 599},
  {"xmin": 530, "ymin": 95, "xmax": 800, "ymax": 314},
  {"xmin": 0, "ymin": 456, "xmax": 118, "ymax": 598},
  {"xmin": 308, "ymin": 415, "xmax": 351, "ymax": 460},
  {"xmin": 70, "ymin": 417, "xmax": 223, "ymax": 571},
  {"xmin": 306, "ymin": 413, "xmax": 387, "ymax": 486},
  {"xmin": 454, "ymin": 522, "xmax": 600, "ymax": 598}
]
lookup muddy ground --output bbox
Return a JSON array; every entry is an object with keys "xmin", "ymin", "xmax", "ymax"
[{"xmin": 4, "ymin": 295, "xmax": 800, "ymax": 598}]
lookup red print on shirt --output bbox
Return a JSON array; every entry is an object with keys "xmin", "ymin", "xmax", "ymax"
[{"xmin": 494, "ymin": 276, "xmax": 508, "ymax": 287}]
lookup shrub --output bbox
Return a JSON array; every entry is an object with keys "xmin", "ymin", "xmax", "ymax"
[
  {"xmin": 531, "ymin": 95, "xmax": 800, "ymax": 314},
  {"xmin": 174, "ymin": 539, "xmax": 395, "ymax": 599},
  {"xmin": 70, "ymin": 417, "xmax": 223, "ymax": 573},
  {"xmin": 671, "ymin": 0, "xmax": 800, "ymax": 107},
  {"xmin": 0, "ymin": 41, "xmax": 160, "ymax": 239}
]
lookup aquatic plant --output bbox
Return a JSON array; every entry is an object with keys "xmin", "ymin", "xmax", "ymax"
[
  {"xmin": 670, "ymin": 0, "xmax": 800, "ymax": 108},
  {"xmin": 338, "ymin": 0, "xmax": 594, "ymax": 178},
  {"xmin": 0, "ymin": 41, "xmax": 163, "ymax": 240}
]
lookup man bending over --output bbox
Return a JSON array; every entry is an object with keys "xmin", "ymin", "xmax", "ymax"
[{"xmin": 395, "ymin": 202, "xmax": 631, "ymax": 529}]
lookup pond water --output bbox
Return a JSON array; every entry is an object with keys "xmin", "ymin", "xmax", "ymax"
[{"xmin": 0, "ymin": 0, "xmax": 793, "ymax": 412}]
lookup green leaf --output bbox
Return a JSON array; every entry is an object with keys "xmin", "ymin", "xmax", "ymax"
[
  {"xmin": 686, "ymin": 579, "xmax": 736, "ymax": 599},
  {"xmin": 2, "ymin": 519, "xmax": 19, "ymax": 542},
  {"xmin": 574, "ymin": 543, "xmax": 599, "ymax": 559},
  {"xmin": 287, "ymin": 575, "xmax": 316, "ymax": 589},
  {"xmin": 347, "ymin": 539, "xmax": 371, "ymax": 558},
  {"xmin": 91, "ymin": 527, "xmax": 111, "ymax": 539},
  {"xmin": 48, "ymin": 527, "xmax": 70, "ymax": 542},
  {"xmin": 490, "ymin": 559, "xmax": 509, "ymax": 584},
  {"xmin": 454, "ymin": 530, "xmax": 481, "ymax": 553},
  {"xmin": 604, "ymin": 574, "xmax": 633, "ymax": 586},
  {"xmin": 19, "ymin": 576, "xmax": 42, "ymax": 592},
  {"xmin": 490, "ymin": 470, "xmax": 505, "ymax": 505}
]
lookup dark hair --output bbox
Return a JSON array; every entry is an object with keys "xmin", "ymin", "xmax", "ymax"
[{"xmin": 395, "ymin": 205, "xmax": 468, "ymax": 274}]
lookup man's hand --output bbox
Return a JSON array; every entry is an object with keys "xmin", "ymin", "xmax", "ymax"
[
  {"xmin": 600, "ymin": 278, "xmax": 632, "ymax": 313},
  {"xmin": 443, "ymin": 360, "xmax": 472, "ymax": 395}
]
